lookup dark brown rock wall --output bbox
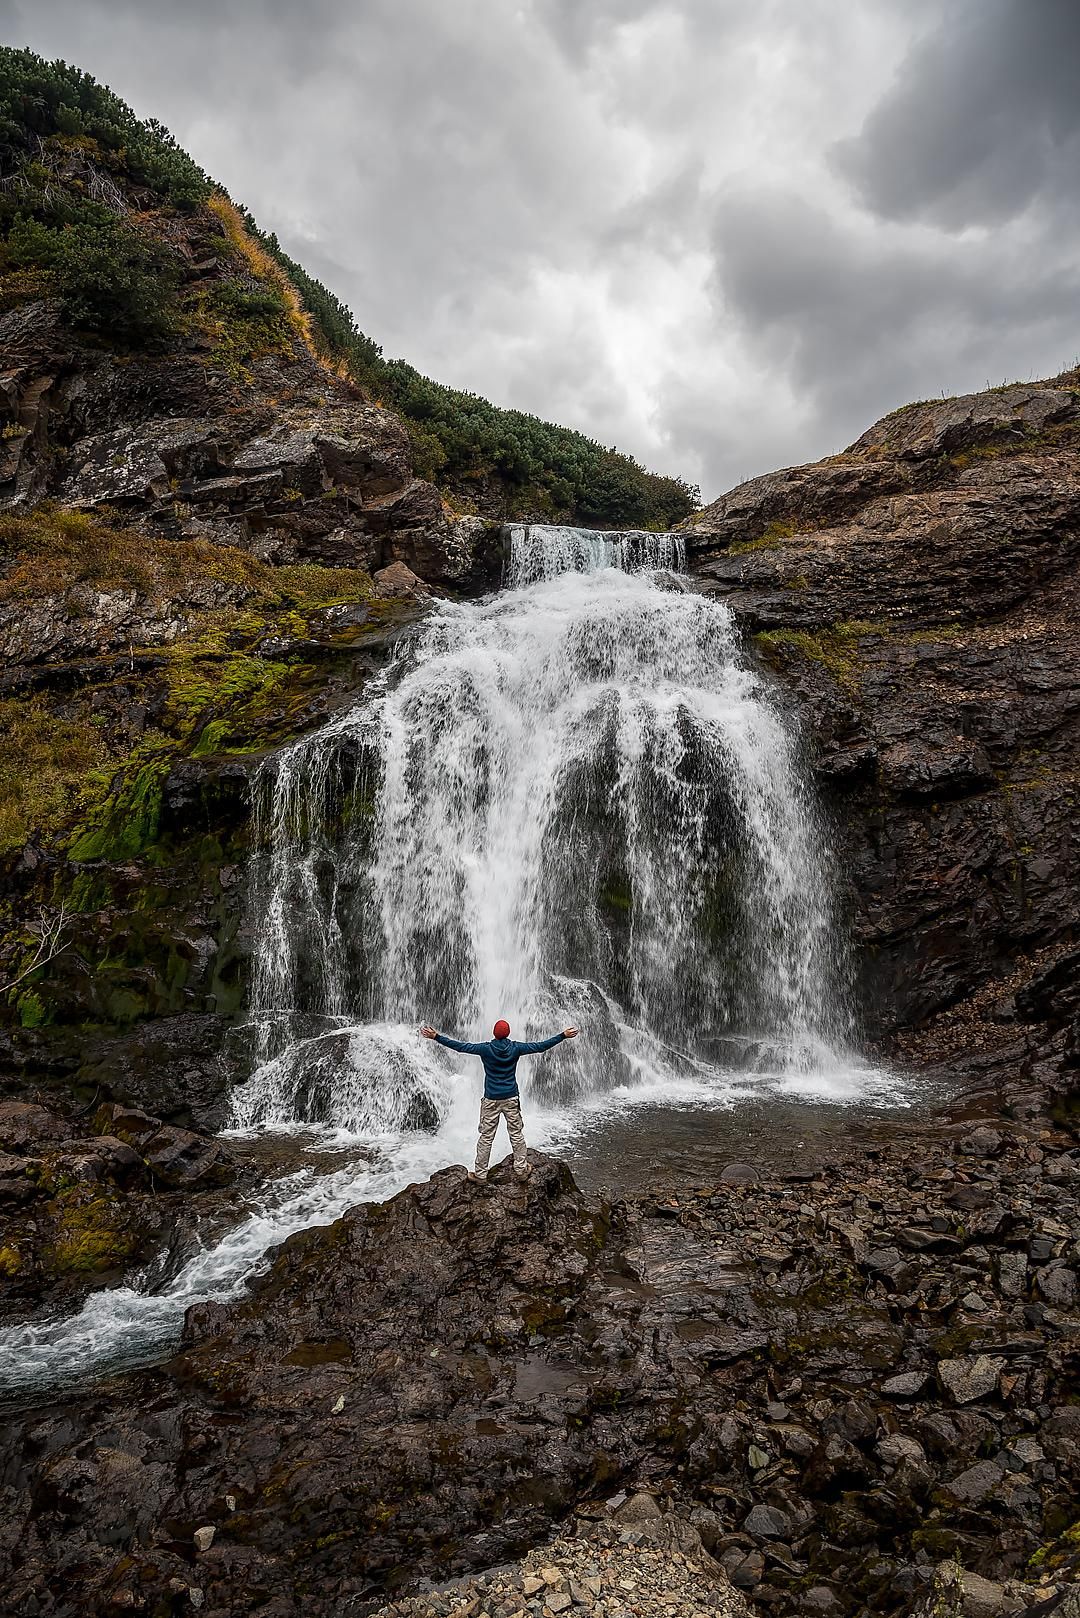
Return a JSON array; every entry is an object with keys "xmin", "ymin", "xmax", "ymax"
[{"xmin": 680, "ymin": 378, "xmax": 1080, "ymax": 1038}]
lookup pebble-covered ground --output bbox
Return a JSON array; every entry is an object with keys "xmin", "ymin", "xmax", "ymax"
[{"xmin": 365, "ymin": 1494, "xmax": 749, "ymax": 1618}]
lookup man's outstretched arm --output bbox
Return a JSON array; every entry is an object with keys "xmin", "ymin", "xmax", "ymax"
[
  {"xmin": 420, "ymin": 1025, "xmax": 486, "ymax": 1054},
  {"xmin": 515, "ymin": 1027, "xmax": 579, "ymax": 1054}
]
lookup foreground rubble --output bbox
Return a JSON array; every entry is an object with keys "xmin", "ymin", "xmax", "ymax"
[
  {"xmin": 0, "ymin": 1071, "xmax": 1077, "ymax": 1617},
  {"xmin": 365, "ymin": 1495, "xmax": 749, "ymax": 1618}
]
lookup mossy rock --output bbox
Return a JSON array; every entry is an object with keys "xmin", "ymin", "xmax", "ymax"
[
  {"xmin": 16, "ymin": 989, "xmax": 49, "ymax": 1028},
  {"xmin": 69, "ymin": 755, "xmax": 171, "ymax": 863},
  {"xmin": 0, "ymin": 1243, "xmax": 22, "ymax": 1277},
  {"xmin": 754, "ymin": 621, "xmax": 882, "ymax": 694},
  {"xmin": 43, "ymin": 1189, "xmax": 138, "ymax": 1274}
]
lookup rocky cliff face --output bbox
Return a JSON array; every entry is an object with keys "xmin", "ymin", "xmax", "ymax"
[
  {"xmin": 680, "ymin": 377, "xmax": 1080, "ymax": 1078},
  {"xmin": 6, "ymin": 358, "xmax": 1080, "ymax": 1120}
]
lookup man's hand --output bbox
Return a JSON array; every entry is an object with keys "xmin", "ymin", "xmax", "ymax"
[
  {"xmin": 563, "ymin": 1026, "xmax": 579, "ymax": 1039},
  {"xmin": 420, "ymin": 1024, "xmax": 437, "ymax": 1040}
]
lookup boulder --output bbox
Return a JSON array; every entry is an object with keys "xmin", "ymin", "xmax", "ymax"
[
  {"xmin": 1035, "ymin": 1263, "xmax": 1077, "ymax": 1307},
  {"xmin": 959, "ymin": 1127, "xmax": 1005, "ymax": 1158},
  {"xmin": 911, "ymin": 1561, "xmax": 1025, "ymax": 1618},
  {"xmin": 92, "ymin": 1103, "xmax": 162, "ymax": 1146},
  {"xmin": 140, "ymin": 1125, "xmax": 234, "ymax": 1189},
  {"xmin": 0, "ymin": 1101, "xmax": 68, "ymax": 1151},
  {"xmin": 63, "ymin": 419, "xmax": 223, "ymax": 505},
  {"xmin": 881, "ymin": 1371, "xmax": 929, "ymax": 1398},
  {"xmin": 938, "ymin": 1355, "xmax": 1004, "ymax": 1405},
  {"xmin": 0, "ymin": 1150, "xmax": 40, "ymax": 1204},
  {"xmin": 373, "ymin": 560, "xmax": 431, "ymax": 600},
  {"xmin": 946, "ymin": 1459, "xmax": 1005, "ymax": 1505},
  {"xmin": 743, "ymin": 1504, "xmax": 791, "ymax": 1539},
  {"xmin": 613, "ymin": 1492, "xmax": 663, "ymax": 1524},
  {"xmin": 877, "ymin": 1434, "xmax": 927, "ymax": 1468}
]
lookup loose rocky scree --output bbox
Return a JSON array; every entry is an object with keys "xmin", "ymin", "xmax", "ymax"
[{"xmin": 363, "ymin": 1494, "xmax": 749, "ymax": 1618}]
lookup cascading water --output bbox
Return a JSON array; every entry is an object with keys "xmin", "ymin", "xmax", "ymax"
[
  {"xmin": 236, "ymin": 522, "xmax": 852, "ymax": 1136},
  {"xmin": 504, "ymin": 523, "xmax": 687, "ymax": 584},
  {"xmin": 0, "ymin": 524, "xmax": 898, "ymax": 1397}
]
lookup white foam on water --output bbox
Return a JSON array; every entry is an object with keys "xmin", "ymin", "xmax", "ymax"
[{"xmin": 0, "ymin": 525, "xmax": 911, "ymax": 1396}]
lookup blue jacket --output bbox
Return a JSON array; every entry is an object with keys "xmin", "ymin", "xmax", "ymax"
[{"xmin": 435, "ymin": 1032, "xmax": 565, "ymax": 1100}]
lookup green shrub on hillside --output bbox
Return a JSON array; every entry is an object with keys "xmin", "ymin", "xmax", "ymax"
[
  {"xmin": 0, "ymin": 47, "xmax": 209, "ymax": 209},
  {"xmin": 243, "ymin": 226, "xmax": 699, "ymax": 526},
  {"xmin": 7, "ymin": 208, "xmax": 180, "ymax": 344}
]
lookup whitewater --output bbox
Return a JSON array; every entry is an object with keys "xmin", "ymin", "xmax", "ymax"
[{"xmin": 0, "ymin": 525, "xmax": 906, "ymax": 1395}]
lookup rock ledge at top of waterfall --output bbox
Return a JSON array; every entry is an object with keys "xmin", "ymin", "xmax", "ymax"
[{"xmin": 504, "ymin": 522, "xmax": 686, "ymax": 585}]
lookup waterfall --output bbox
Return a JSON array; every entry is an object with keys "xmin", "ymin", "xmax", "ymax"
[
  {"xmin": 232, "ymin": 523, "xmax": 852, "ymax": 1134},
  {"xmin": 0, "ymin": 524, "xmax": 891, "ymax": 1397},
  {"xmin": 504, "ymin": 524, "xmax": 686, "ymax": 585}
]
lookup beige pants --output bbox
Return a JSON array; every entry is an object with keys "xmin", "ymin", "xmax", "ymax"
[{"xmin": 475, "ymin": 1096, "xmax": 527, "ymax": 1177}]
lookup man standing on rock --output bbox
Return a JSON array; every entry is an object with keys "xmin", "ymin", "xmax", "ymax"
[{"xmin": 420, "ymin": 1019, "xmax": 578, "ymax": 1180}]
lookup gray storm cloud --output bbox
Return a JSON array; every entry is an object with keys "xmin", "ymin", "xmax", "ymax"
[{"xmin": 2, "ymin": 0, "xmax": 1076, "ymax": 499}]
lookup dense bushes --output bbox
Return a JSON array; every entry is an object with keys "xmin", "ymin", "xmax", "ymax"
[
  {"xmin": 5, "ymin": 206, "xmax": 180, "ymax": 344},
  {"xmin": 0, "ymin": 47, "xmax": 209, "ymax": 209},
  {"xmin": 0, "ymin": 48, "xmax": 199, "ymax": 344}
]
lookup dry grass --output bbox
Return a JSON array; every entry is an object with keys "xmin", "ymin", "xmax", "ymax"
[
  {"xmin": 0, "ymin": 696, "xmax": 117, "ymax": 854},
  {"xmin": 207, "ymin": 193, "xmax": 339, "ymax": 375},
  {"xmin": 0, "ymin": 503, "xmax": 374, "ymax": 612},
  {"xmin": 0, "ymin": 504, "xmax": 265, "ymax": 605}
]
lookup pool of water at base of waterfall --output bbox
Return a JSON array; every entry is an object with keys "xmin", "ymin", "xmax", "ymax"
[{"xmin": 228, "ymin": 1076, "xmax": 953, "ymax": 1201}]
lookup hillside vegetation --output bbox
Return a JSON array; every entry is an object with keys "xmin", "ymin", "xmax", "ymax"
[{"xmin": 0, "ymin": 46, "xmax": 697, "ymax": 528}]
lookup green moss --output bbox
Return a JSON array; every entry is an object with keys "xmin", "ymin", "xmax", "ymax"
[
  {"xmin": 69, "ymin": 752, "xmax": 171, "ymax": 862},
  {"xmin": 190, "ymin": 718, "xmax": 233, "ymax": 758},
  {"xmin": 0, "ymin": 515, "xmax": 384, "ymax": 858},
  {"xmin": 44, "ymin": 1191, "xmax": 136, "ymax": 1273},
  {"xmin": 0, "ymin": 691, "xmax": 117, "ymax": 854},
  {"xmin": 754, "ymin": 620, "xmax": 882, "ymax": 693},
  {"xmin": 0, "ymin": 1243, "xmax": 22, "ymax": 1277},
  {"xmin": 901, "ymin": 622, "xmax": 968, "ymax": 644},
  {"xmin": 67, "ymin": 869, "xmax": 114, "ymax": 913},
  {"xmin": 16, "ymin": 989, "xmax": 48, "ymax": 1027},
  {"xmin": 730, "ymin": 519, "xmax": 797, "ymax": 555}
]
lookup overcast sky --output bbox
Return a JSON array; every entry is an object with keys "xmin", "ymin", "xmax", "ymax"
[{"xmin": 4, "ymin": 0, "xmax": 1078, "ymax": 499}]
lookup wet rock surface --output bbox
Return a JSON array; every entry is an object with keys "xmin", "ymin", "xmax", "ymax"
[
  {"xmin": 0, "ymin": 1092, "xmax": 246, "ymax": 1317},
  {"xmin": 1, "ymin": 1078, "xmax": 1077, "ymax": 1618}
]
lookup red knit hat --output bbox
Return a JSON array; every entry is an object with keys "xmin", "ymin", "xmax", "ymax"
[{"xmin": 493, "ymin": 1019, "xmax": 511, "ymax": 1039}]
